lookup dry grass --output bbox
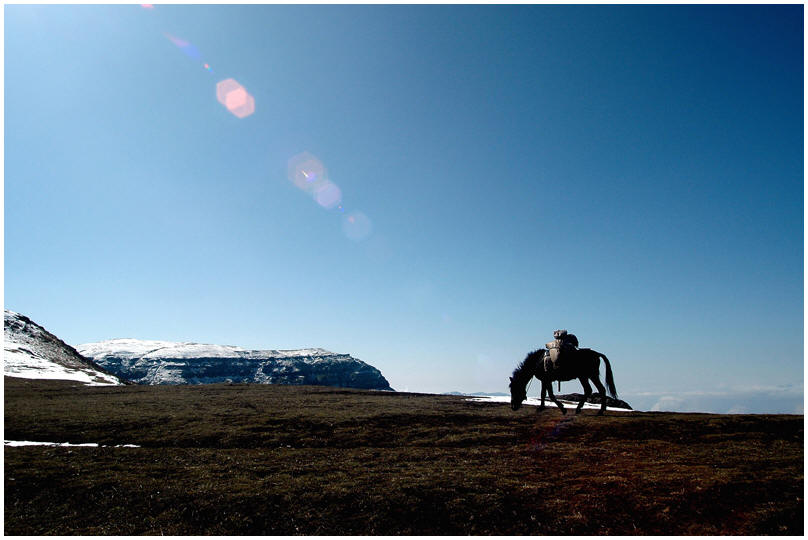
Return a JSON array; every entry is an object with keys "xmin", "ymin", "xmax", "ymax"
[{"xmin": 4, "ymin": 377, "xmax": 803, "ymax": 535}]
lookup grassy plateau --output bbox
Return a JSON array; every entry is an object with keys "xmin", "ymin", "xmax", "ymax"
[{"xmin": 4, "ymin": 376, "xmax": 803, "ymax": 535}]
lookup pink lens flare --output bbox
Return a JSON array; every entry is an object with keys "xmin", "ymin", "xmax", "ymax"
[
  {"xmin": 225, "ymin": 87, "xmax": 248, "ymax": 109},
  {"xmin": 216, "ymin": 78, "xmax": 255, "ymax": 119}
]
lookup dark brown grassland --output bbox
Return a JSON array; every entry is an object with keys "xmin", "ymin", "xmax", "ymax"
[{"xmin": 4, "ymin": 376, "xmax": 803, "ymax": 535}]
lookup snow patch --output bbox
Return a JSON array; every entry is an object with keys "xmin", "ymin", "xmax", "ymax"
[
  {"xmin": 4, "ymin": 440, "xmax": 140, "ymax": 448},
  {"xmin": 467, "ymin": 395, "xmax": 634, "ymax": 412},
  {"xmin": 4, "ymin": 346, "xmax": 120, "ymax": 386}
]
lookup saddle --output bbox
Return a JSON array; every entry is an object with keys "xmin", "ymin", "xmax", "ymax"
[
  {"xmin": 545, "ymin": 330, "xmax": 578, "ymax": 361},
  {"xmin": 544, "ymin": 330, "xmax": 579, "ymax": 387}
]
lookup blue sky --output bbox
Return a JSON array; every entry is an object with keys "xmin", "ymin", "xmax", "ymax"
[{"xmin": 4, "ymin": 5, "xmax": 803, "ymax": 413}]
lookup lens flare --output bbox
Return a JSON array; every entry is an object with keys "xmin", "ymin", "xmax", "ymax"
[
  {"xmin": 165, "ymin": 33, "xmax": 201, "ymax": 60},
  {"xmin": 165, "ymin": 33, "xmax": 188, "ymax": 47},
  {"xmin": 216, "ymin": 78, "xmax": 255, "ymax": 119},
  {"xmin": 314, "ymin": 181, "xmax": 342, "ymax": 209},
  {"xmin": 287, "ymin": 152, "xmax": 326, "ymax": 193},
  {"xmin": 342, "ymin": 211, "xmax": 373, "ymax": 242},
  {"xmin": 225, "ymin": 87, "xmax": 248, "ymax": 109},
  {"xmin": 287, "ymin": 152, "xmax": 344, "ymax": 211}
]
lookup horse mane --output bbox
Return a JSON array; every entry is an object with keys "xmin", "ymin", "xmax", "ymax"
[{"xmin": 511, "ymin": 349, "xmax": 544, "ymax": 381}]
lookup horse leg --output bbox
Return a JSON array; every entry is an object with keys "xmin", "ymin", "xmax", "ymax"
[
  {"xmin": 545, "ymin": 380, "xmax": 566, "ymax": 415},
  {"xmin": 591, "ymin": 377, "xmax": 608, "ymax": 416},
  {"xmin": 538, "ymin": 382, "xmax": 547, "ymax": 411},
  {"xmin": 576, "ymin": 378, "xmax": 592, "ymax": 415}
]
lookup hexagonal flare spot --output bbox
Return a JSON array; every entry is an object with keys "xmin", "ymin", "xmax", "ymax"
[
  {"xmin": 287, "ymin": 152, "xmax": 327, "ymax": 193},
  {"xmin": 225, "ymin": 87, "xmax": 247, "ymax": 109},
  {"xmin": 229, "ymin": 93, "xmax": 255, "ymax": 119},
  {"xmin": 287, "ymin": 152, "xmax": 345, "ymax": 211},
  {"xmin": 216, "ymin": 78, "xmax": 255, "ymax": 119}
]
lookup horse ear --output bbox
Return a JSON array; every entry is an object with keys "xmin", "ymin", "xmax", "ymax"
[{"xmin": 509, "ymin": 376, "xmax": 513, "ymax": 382}]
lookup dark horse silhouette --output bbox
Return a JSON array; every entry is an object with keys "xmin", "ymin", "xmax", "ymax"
[{"xmin": 509, "ymin": 348, "xmax": 618, "ymax": 415}]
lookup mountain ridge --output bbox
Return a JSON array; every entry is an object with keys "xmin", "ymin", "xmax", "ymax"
[{"xmin": 78, "ymin": 338, "xmax": 393, "ymax": 390}]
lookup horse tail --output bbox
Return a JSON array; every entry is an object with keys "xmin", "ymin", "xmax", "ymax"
[{"xmin": 598, "ymin": 352, "xmax": 618, "ymax": 399}]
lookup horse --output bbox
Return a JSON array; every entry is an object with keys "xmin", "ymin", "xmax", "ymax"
[{"xmin": 509, "ymin": 348, "xmax": 618, "ymax": 415}]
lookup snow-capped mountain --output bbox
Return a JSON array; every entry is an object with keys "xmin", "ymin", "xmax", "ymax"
[
  {"xmin": 77, "ymin": 338, "xmax": 394, "ymax": 390},
  {"xmin": 4, "ymin": 310, "xmax": 125, "ymax": 386}
]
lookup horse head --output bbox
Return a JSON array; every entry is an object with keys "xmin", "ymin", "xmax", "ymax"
[
  {"xmin": 509, "ymin": 375, "xmax": 527, "ymax": 411},
  {"xmin": 509, "ymin": 349, "xmax": 545, "ymax": 411}
]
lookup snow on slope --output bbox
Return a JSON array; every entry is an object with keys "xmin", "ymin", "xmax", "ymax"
[
  {"xmin": 4, "ymin": 310, "xmax": 124, "ymax": 386},
  {"xmin": 78, "ymin": 338, "xmax": 330, "ymax": 361}
]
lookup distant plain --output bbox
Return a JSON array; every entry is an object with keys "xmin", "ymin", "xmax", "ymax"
[{"xmin": 4, "ymin": 377, "xmax": 803, "ymax": 535}]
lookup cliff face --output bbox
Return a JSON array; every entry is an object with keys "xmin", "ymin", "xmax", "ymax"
[{"xmin": 77, "ymin": 339, "xmax": 393, "ymax": 391}]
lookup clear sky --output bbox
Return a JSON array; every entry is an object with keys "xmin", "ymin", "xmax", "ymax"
[{"xmin": 4, "ymin": 4, "xmax": 803, "ymax": 413}]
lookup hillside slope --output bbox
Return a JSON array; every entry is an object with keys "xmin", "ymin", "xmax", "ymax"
[
  {"xmin": 4, "ymin": 311, "xmax": 125, "ymax": 386},
  {"xmin": 4, "ymin": 378, "xmax": 803, "ymax": 535}
]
